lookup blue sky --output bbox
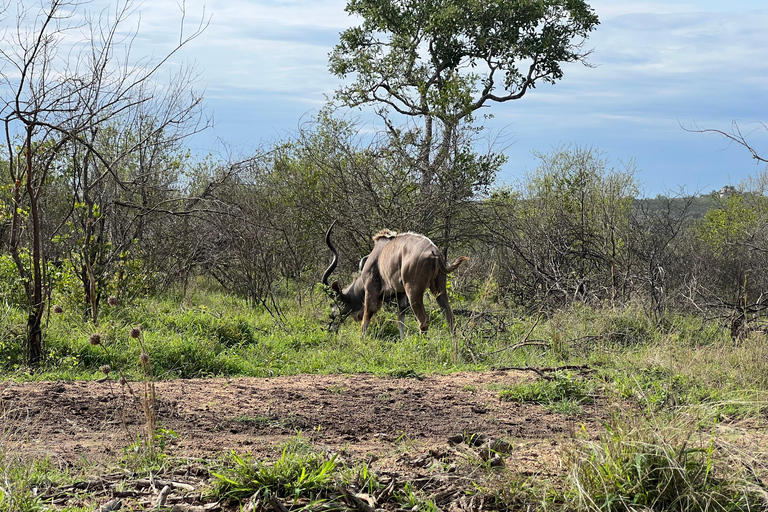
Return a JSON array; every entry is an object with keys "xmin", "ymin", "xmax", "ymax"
[{"xmin": 11, "ymin": 0, "xmax": 768, "ymax": 196}]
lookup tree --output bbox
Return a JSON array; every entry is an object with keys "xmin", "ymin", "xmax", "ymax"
[
  {"xmin": 329, "ymin": 0, "xmax": 599, "ymax": 244},
  {"xmin": 55, "ymin": 123, "xmax": 197, "ymax": 322},
  {"xmin": 485, "ymin": 146, "xmax": 637, "ymax": 308},
  {"xmin": 1, "ymin": 0, "xmax": 206, "ymax": 364}
]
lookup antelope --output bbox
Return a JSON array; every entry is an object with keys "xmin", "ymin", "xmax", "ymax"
[{"xmin": 321, "ymin": 222, "xmax": 468, "ymax": 338}]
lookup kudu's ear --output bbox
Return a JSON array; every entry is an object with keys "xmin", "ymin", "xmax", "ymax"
[{"xmin": 332, "ymin": 282, "xmax": 341, "ymax": 293}]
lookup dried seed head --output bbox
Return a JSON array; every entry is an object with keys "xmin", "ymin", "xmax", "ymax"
[
  {"xmin": 107, "ymin": 295, "xmax": 118, "ymax": 306},
  {"xmin": 89, "ymin": 333, "xmax": 102, "ymax": 346},
  {"xmin": 139, "ymin": 351, "xmax": 150, "ymax": 365},
  {"xmin": 100, "ymin": 365, "xmax": 111, "ymax": 375},
  {"xmin": 130, "ymin": 326, "xmax": 142, "ymax": 339},
  {"xmin": 53, "ymin": 305, "xmax": 64, "ymax": 314}
]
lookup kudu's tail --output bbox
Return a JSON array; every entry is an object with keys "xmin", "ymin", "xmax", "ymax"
[{"xmin": 442, "ymin": 256, "xmax": 469, "ymax": 273}]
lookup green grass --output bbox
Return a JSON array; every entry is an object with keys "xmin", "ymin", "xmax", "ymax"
[
  {"xmin": 1, "ymin": 287, "xmax": 574, "ymax": 380},
  {"xmin": 208, "ymin": 433, "xmax": 444, "ymax": 511},
  {"xmin": 0, "ymin": 454, "xmax": 76, "ymax": 512},
  {"xmin": 210, "ymin": 441, "xmax": 340, "ymax": 503},
  {"xmin": 596, "ymin": 334, "xmax": 768, "ymax": 417},
  {"xmin": 565, "ymin": 410, "xmax": 765, "ymax": 512},
  {"xmin": 497, "ymin": 371, "xmax": 596, "ymax": 415},
  {"xmin": 2, "ymin": 285, "xmax": 768, "ymax": 512},
  {"xmin": 2, "ymin": 288, "xmax": 766, "ymax": 409}
]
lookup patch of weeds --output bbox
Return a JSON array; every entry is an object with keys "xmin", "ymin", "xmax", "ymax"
[
  {"xmin": 498, "ymin": 372, "xmax": 595, "ymax": 414},
  {"xmin": 214, "ymin": 318, "xmax": 256, "ymax": 347},
  {"xmin": 606, "ymin": 312, "xmax": 656, "ymax": 346},
  {"xmin": 326, "ymin": 385, "xmax": 347, "ymax": 394},
  {"xmin": 121, "ymin": 428, "xmax": 177, "ymax": 474},
  {"xmin": 611, "ymin": 366, "xmax": 711, "ymax": 410},
  {"xmin": 233, "ymin": 415, "xmax": 279, "ymax": 427},
  {"xmin": 388, "ymin": 368, "xmax": 425, "ymax": 379},
  {"xmin": 209, "ymin": 434, "xmax": 457, "ymax": 511},
  {"xmin": 210, "ymin": 441, "xmax": 339, "ymax": 504},
  {"xmin": 564, "ymin": 411, "xmax": 765, "ymax": 511},
  {"xmin": 482, "ymin": 472, "xmax": 559, "ymax": 512},
  {"xmin": 0, "ymin": 454, "xmax": 74, "ymax": 512},
  {"xmin": 396, "ymin": 482, "xmax": 439, "ymax": 512},
  {"xmin": 463, "ymin": 384, "xmax": 477, "ymax": 393}
]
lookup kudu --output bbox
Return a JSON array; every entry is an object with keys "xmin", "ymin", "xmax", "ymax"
[{"xmin": 321, "ymin": 222, "xmax": 468, "ymax": 338}]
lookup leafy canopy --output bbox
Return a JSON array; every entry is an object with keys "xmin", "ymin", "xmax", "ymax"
[{"xmin": 329, "ymin": 0, "xmax": 600, "ymax": 123}]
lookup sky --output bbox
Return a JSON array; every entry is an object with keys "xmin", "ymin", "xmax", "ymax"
[{"xmin": 8, "ymin": 0, "xmax": 768, "ymax": 197}]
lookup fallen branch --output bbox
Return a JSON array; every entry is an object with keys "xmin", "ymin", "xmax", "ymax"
[
  {"xmin": 479, "ymin": 311, "xmax": 545, "ymax": 357},
  {"xmin": 95, "ymin": 498, "xmax": 122, "ymax": 512},
  {"xmin": 493, "ymin": 364, "xmax": 593, "ymax": 379},
  {"xmin": 481, "ymin": 340, "xmax": 550, "ymax": 356},
  {"xmin": 136, "ymin": 478, "xmax": 195, "ymax": 492},
  {"xmin": 155, "ymin": 485, "xmax": 172, "ymax": 509}
]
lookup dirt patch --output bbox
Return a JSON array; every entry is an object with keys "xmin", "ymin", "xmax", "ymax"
[
  {"xmin": 2, "ymin": 371, "xmax": 609, "ymax": 509},
  {"xmin": 3, "ymin": 371, "xmax": 603, "ymax": 469}
]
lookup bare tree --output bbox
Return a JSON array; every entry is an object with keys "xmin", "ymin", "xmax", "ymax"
[
  {"xmin": 1, "ymin": 0, "xmax": 207, "ymax": 364},
  {"xmin": 689, "ymin": 121, "xmax": 768, "ymax": 164}
]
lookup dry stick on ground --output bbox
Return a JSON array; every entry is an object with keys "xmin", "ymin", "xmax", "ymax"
[
  {"xmin": 95, "ymin": 498, "xmax": 122, "ymax": 512},
  {"xmin": 154, "ymin": 485, "xmax": 172, "ymax": 509},
  {"xmin": 136, "ymin": 478, "xmax": 196, "ymax": 492},
  {"xmin": 493, "ymin": 364, "xmax": 593, "ymax": 379}
]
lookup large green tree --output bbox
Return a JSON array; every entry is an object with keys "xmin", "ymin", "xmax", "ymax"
[{"xmin": 329, "ymin": 0, "xmax": 599, "ymax": 245}]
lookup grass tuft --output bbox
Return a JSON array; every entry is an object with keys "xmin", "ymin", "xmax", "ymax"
[
  {"xmin": 209, "ymin": 437, "xmax": 340, "ymax": 504},
  {"xmin": 498, "ymin": 372, "xmax": 596, "ymax": 414},
  {"xmin": 565, "ymin": 410, "xmax": 766, "ymax": 512}
]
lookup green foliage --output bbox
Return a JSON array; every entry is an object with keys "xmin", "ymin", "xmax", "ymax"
[
  {"xmin": 488, "ymin": 146, "xmax": 640, "ymax": 307},
  {"xmin": 0, "ymin": 455, "xmax": 72, "ymax": 512},
  {"xmin": 698, "ymin": 194, "xmax": 759, "ymax": 252},
  {"xmin": 396, "ymin": 482, "xmax": 439, "ymax": 512},
  {"xmin": 331, "ymin": 0, "xmax": 599, "ymax": 123},
  {"xmin": 612, "ymin": 366, "xmax": 709, "ymax": 410},
  {"xmin": 498, "ymin": 372, "xmax": 595, "ymax": 414},
  {"xmin": 0, "ymin": 255, "xmax": 27, "ymax": 309},
  {"xmin": 603, "ymin": 332, "xmax": 768, "ymax": 417},
  {"xmin": 120, "ymin": 429, "xmax": 178, "ymax": 474},
  {"xmin": 210, "ymin": 437, "xmax": 340, "ymax": 503},
  {"xmin": 566, "ymin": 413, "xmax": 763, "ymax": 511}
]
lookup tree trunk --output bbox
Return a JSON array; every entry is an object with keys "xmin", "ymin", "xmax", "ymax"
[
  {"xmin": 27, "ymin": 135, "xmax": 45, "ymax": 366},
  {"xmin": 26, "ymin": 310, "xmax": 43, "ymax": 366}
]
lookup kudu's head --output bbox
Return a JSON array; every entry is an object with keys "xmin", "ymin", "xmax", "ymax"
[{"xmin": 321, "ymin": 222, "xmax": 364, "ymax": 329}]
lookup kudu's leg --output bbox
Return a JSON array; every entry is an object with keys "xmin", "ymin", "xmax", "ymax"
[
  {"xmin": 360, "ymin": 291, "xmax": 380, "ymax": 337},
  {"xmin": 406, "ymin": 285, "xmax": 429, "ymax": 333},
  {"xmin": 396, "ymin": 293, "xmax": 410, "ymax": 339},
  {"xmin": 435, "ymin": 292, "xmax": 456, "ymax": 334}
]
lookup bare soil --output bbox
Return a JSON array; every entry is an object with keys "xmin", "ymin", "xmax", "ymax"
[{"xmin": 2, "ymin": 371, "xmax": 608, "ymax": 509}]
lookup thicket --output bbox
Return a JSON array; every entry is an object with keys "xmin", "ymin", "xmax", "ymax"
[{"xmin": 4, "ymin": 113, "xmax": 768, "ymax": 366}]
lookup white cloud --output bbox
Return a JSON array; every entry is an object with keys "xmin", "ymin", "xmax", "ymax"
[{"xmin": 2, "ymin": 0, "xmax": 766, "ymax": 193}]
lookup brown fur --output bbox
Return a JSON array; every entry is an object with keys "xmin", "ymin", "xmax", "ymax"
[
  {"xmin": 326, "ymin": 227, "xmax": 468, "ymax": 338},
  {"xmin": 373, "ymin": 229, "xmax": 398, "ymax": 241}
]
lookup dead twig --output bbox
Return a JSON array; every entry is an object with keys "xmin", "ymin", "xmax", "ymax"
[
  {"xmin": 95, "ymin": 498, "xmax": 122, "ymax": 512},
  {"xmin": 155, "ymin": 485, "xmax": 172, "ymax": 509},
  {"xmin": 493, "ymin": 364, "xmax": 593, "ymax": 379},
  {"xmin": 136, "ymin": 478, "xmax": 196, "ymax": 492}
]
